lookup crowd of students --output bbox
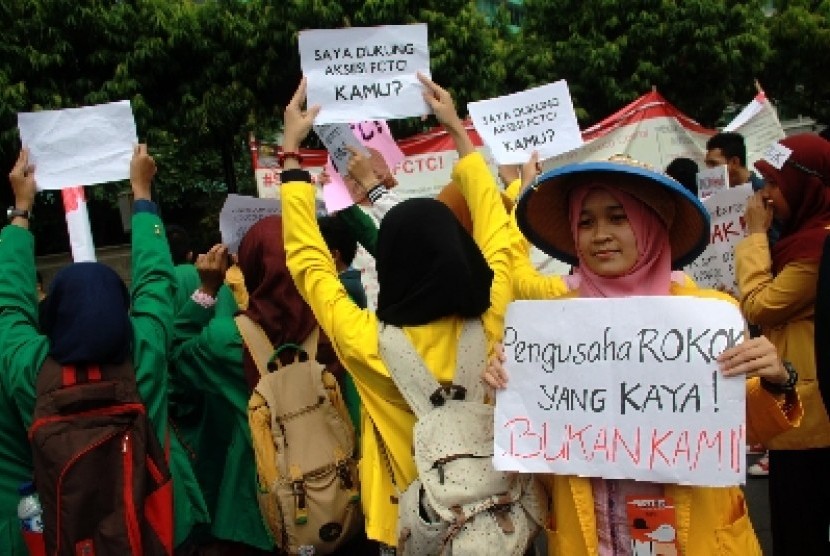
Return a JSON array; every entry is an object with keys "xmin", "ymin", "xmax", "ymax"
[{"xmin": 2, "ymin": 75, "xmax": 829, "ymax": 555}]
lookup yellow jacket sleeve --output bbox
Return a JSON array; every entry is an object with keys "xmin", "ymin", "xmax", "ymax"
[
  {"xmin": 745, "ymin": 378, "xmax": 803, "ymax": 445},
  {"xmin": 736, "ymin": 233, "xmax": 817, "ymax": 327},
  {"xmin": 451, "ymin": 152, "xmax": 513, "ymax": 349},
  {"xmin": 504, "ymin": 177, "xmax": 523, "ymax": 203},
  {"xmin": 509, "ymin": 210, "xmax": 569, "ymax": 300}
]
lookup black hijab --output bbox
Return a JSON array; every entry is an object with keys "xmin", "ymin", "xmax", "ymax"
[
  {"xmin": 41, "ymin": 262, "xmax": 132, "ymax": 365},
  {"xmin": 375, "ymin": 198, "xmax": 493, "ymax": 326}
]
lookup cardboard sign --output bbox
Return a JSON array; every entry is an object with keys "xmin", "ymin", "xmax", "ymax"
[
  {"xmin": 219, "ymin": 194, "xmax": 281, "ymax": 254},
  {"xmin": 299, "ymin": 24, "xmax": 431, "ymax": 123},
  {"xmin": 17, "ymin": 100, "xmax": 137, "ymax": 190},
  {"xmin": 494, "ymin": 297, "xmax": 746, "ymax": 487},
  {"xmin": 684, "ymin": 183, "xmax": 753, "ymax": 296},
  {"xmin": 468, "ymin": 81, "xmax": 583, "ymax": 164},
  {"xmin": 696, "ymin": 165, "xmax": 729, "ymax": 199}
]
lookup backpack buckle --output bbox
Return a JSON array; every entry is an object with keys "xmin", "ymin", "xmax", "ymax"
[
  {"xmin": 292, "ymin": 480, "xmax": 308, "ymax": 524},
  {"xmin": 429, "ymin": 385, "xmax": 467, "ymax": 406}
]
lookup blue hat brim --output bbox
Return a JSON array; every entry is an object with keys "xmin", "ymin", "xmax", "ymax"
[{"xmin": 515, "ymin": 161, "xmax": 711, "ymax": 269}]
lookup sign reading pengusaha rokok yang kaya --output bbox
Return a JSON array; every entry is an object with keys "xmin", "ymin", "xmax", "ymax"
[
  {"xmin": 494, "ymin": 297, "xmax": 747, "ymax": 487},
  {"xmin": 468, "ymin": 80, "xmax": 583, "ymax": 165},
  {"xmin": 299, "ymin": 24, "xmax": 431, "ymax": 124}
]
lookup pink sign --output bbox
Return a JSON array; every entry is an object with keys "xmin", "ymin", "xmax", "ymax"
[{"xmin": 322, "ymin": 120, "xmax": 404, "ymax": 212}]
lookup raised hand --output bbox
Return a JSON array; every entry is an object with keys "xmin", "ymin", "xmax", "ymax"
[
  {"xmin": 283, "ymin": 76, "xmax": 321, "ymax": 154},
  {"xmin": 195, "ymin": 244, "xmax": 230, "ymax": 298},
  {"xmin": 8, "ymin": 149, "xmax": 36, "ymax": 214},
  {"xmin": 130, "ymin": 144, "xmax": 156, "ymax": 201}
]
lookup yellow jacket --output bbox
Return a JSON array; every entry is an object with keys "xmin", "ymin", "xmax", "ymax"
[
  {"xmin": 736, "ymin": 232, "xmax": 830, "ymax": 449},
  {"xmin": 282, "ymin": 152, "xmax": 512, "ymax": 545},
  {"xmin": 503, "ymin": 178, "xmax": 571, "ymax": 301},
  {"xmin": 511, "ymin": 231, "xmax": 800, "ymax": 554}
]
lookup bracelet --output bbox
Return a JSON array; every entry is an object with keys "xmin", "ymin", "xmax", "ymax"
[
  {"xmin": 191, "ymin": 289, "xmax": 217, "ymax": 309},
  {"xmin": 367, "ymin": 183, "xmax": 386, "ymax": 204},
  {"xmin": 761, "ymin": 360, "xmax": 798, "ymax": 394},
  {"xmin": 279, "ymin": 151, "xmax": 303, "ymax": 167}
]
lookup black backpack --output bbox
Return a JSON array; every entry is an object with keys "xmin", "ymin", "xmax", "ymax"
[{"xmin": 29, "ymin": 357, "xmax": 174, "ymax": 555}]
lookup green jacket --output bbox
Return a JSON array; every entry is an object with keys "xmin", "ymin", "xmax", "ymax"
[
  {"xmin": 0, "ymin": 213, "xmax": 208, "ymax": 554},
  {"xmin": 171, "ymin": 269, "xmax": 273, "ymax": 550}
]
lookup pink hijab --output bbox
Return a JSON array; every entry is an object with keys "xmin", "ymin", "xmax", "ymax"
[{"xmin": 564, "ymin": 184, "xmax": 673, "ymax": 298}]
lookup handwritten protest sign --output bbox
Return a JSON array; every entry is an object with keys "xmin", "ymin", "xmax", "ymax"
[
  {"xmin": 684, "ymin": 183, "xmax": 753, "ymax": 296},
  {"xmin": 17, "ymin": 100, "xmax": 137, "ymax": 190},
  {"xmin": 696, "ymin": 165, "xmax": 729, "ymax": 199},
  {"xmin": 724, "ymin": 92, "xmax": 785, "ymax": 168},
  {"xmin": 495, "ymin": 297, "xmax": 746, "ymax": 487},
  {"xmin": 219, "ymin": 194, "xmax": 281, "ymax": 254},
  {"xmin": 468, "ymin": 81, "xmax": 583, "ymax": 164},
  {"xmin": 299, "ymin": 24, "xmax": 431, "ymax": 123}
]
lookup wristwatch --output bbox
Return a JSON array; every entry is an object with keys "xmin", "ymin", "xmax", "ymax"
[
  {"xmin": 6, "ymin": 207, "xmax": 32, "ymax": 221},
  {"xmin": 761, "ymin": 360, "xmax": 798, "ymax": 394}
]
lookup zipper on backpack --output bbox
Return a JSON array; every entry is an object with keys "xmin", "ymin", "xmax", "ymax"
[
  {"xmin": 53, "ymin": 429, "xmax": 123, "ymax": 554},
  {"xmin": 122, "ymin": 432, "xmax": 143, "ymax": 555}
]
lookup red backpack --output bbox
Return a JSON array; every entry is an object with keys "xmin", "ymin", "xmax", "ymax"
[{"xmin": 29, "ymin": 357, "xmax": 173, "ymax": 555}]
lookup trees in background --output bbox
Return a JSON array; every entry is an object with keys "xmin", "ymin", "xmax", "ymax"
[
  {"xmin": 513, "ymin": 0, "xmax": 771, "ymax": 125},
  {"xmin": 762, "ymin": 0, "xmax": 830, "ymax": 123},
  {"xmin": 0, "ymin": 0, "xmax": 824, "ymax": 253}
]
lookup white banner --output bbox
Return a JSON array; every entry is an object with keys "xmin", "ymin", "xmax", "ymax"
[
  {"xmin": 684, "ymin": 183, "xmax": 753, "ymax": 296},
  {"xmin": 299, "ymin": 24, "xmax": 431, "ymax": 123},
  {"xmin": 543, "ymin": 116, "xmax": 711, "ymax": 173},
  {"xmin": 495, "ymin": 297, "xmax": 746, "ymax": 487},
  {"xmin": 18, "ymin": 100, "xmax": 137, "ymax": 190},
  {"xmin": 468, "ymin": 81, "xmax": 583, "ymax": 164}
]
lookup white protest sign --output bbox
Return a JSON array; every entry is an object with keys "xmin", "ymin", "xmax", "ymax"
[
  {"xmin": 724, "ymin": 92, "xmax": 786, "ymax": 168},
  {"xmin": 219, "ymin": 194, "xmax": 281, "ymax": 254},
  {"xmin": 495, "ymin": 297, "xmax": 746, "ymax": 487},
  {"xmin": 17, "ymin": 100, "xmax": 138, "ymax": 190},
  {"xmin": 468, "ymin": 81, "xmax": 583, "ymax": 165},
  {"xmin": 684, "ymin": 183, "xmax": 753, "ymax": 296},
  {"xmin": 300, "ymin": 24, "xmax": 431, "ymax": 123},
  {"xmin": 696, "ymin": 165, "xmax": 729, "ymax": 199}
]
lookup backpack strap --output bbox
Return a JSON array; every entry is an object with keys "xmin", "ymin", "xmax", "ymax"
[
  {"xmin": 450, "ymin": 319, "xmax": 488, "ymax": 403},
  {"xmin": 378, "ymin": 319, "xmax": 487, "ymax": 418},
  {"xmin": 235, "ymin": 314, "xmax": 275, "ymax": 378},
  {"xmin": 235, "ymin": 315, "xmax": 321, "ymax": 377}
]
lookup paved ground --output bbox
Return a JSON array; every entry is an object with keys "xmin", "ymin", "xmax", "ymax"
[{"xmin": 745, "ymin": 452, "xmax": 772, "ymax": 555}]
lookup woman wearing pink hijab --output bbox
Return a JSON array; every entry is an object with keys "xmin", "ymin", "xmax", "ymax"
[{"xmin": 484, "ymin": 157, "xmax": 802, "ymax": 555}]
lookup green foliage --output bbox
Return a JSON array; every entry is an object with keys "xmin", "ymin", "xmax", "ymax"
[
  {"xmin": 513, "ymin": 0, "xmax": 771, "ymax": 126},
  {"xmin": 0, "ymin": 0, "xmax": 826, "ymax": 254},
  {"xmin": 762, "ymin": 0, "xmax": 830, "ymax": 121}
]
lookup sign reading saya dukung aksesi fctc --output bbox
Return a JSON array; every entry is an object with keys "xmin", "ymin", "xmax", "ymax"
[{"xmin": 494, "ymin": 297, "xmax": 747, "ymax": 487}]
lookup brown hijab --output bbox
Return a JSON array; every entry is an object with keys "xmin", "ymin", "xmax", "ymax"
[{"xmin": 237, "ymin": 215, "xmax": 318, "ymax": 389}]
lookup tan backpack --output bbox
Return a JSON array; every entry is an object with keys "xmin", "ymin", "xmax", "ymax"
[
  {"xmin": 378, "ymin": 319, "xmax": 547, "ymax": 556},
  {"xmin": 238, "ymin": 315, "xmax": 363, "ymax": 555}
]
